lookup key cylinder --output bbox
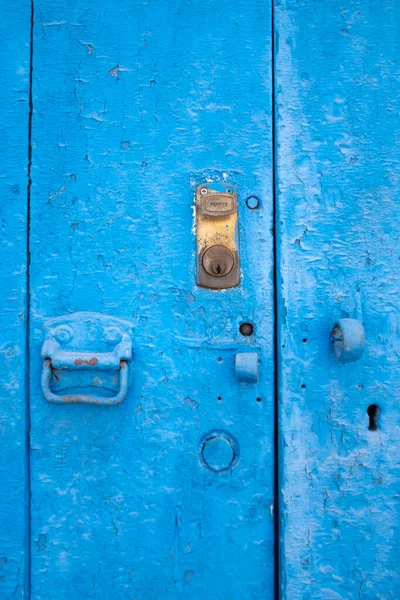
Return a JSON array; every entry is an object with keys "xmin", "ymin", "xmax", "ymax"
[
  {"xmin": 195, "ymin": 183, "xmax": 240, "ymax": 289},
  {"xmin": 202, "ymin": 245, "xmax": 235, "ymax": 277}
]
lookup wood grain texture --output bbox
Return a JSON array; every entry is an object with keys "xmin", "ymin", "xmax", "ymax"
[
  {"xmin": 275, "ymin": 1, "xmax": 400, "ymax": 598},
  {"xmin": 29, "ymin": 1, "xmax": 274, "ymax": 598},
  {"xmin": 0, "ymin": 2, "xmax": 31, "ymax": 597}
]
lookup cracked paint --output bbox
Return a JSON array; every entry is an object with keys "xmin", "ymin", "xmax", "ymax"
[
  {"xmin": 27, "ymin": 1, "xmax": 274, "ymax": 598},
  {"xmin": 0, "ymin": 1, "xmax": 31, "ymax": 597},
  {"xmin": 276, "ymin": 2, "xmax": 400, "ymax": 599}
]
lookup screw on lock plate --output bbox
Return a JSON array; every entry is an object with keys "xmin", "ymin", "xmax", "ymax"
[{"xmin": 195, "ymin": 183, "xmax": 240, "ymax": 289}]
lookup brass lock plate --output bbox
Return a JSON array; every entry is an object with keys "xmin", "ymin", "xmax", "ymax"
[{"xmin": 195, "ymin": 183, "xmax": 240, "ymax": 289}]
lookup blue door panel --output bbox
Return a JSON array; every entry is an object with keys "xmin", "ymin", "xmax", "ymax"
[
  {"xmin": 29, "ymin": 1, "xmax": 274, "ymax": 598},
  {"xmin": 275, "ymin": 1, "xmax": 400, "ymax": 598},
  {"xmin": 0, "ymin": 2, "xmax": 31, "ymax": 595}
]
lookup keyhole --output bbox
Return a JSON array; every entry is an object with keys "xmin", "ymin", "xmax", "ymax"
[
  {"xmin": 211, "ymin": 260, "xmax": 226, "ymax": 275},
  {"xmin": 367, "ymin": 404, "xmax": 380, "ymax": 431}
]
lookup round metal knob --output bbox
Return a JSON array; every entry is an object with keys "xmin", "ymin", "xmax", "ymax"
[
  {"xmin": 202, "ymin": 245, "xmax": 235, "ymax": 277},
  {"xmin": 332, "ymin": 318, "xmax": 365, "ymax": 363}
]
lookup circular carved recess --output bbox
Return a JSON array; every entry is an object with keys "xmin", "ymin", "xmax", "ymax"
[{"xmin": 200, "ymin": 430, "xmax": 239, "ymax": 473}]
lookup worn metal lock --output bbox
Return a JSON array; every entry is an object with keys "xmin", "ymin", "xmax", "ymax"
[{"xmin": 195, "ymin": 183, "xmax": 240, "ymax": 289}]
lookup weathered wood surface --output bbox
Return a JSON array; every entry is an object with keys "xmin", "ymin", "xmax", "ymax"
[
  {"xmin": 4, "ymin": 2, "xmax": 400, "ymax": 597},
  {"xmin": 29, "ymin": 1, "xmax": 275, "ymax": 598},
  {"xmin": 0, "ymin": 2, "xmax": 31, "ymax": 596},
  {"xmin": 276, "ymin": 1, "xmax": 400, "ymax": 598}
]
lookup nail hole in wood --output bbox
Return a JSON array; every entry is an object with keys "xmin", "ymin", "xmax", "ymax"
[{"xmin": 240, "ymin": 322, "xmax": 254, "ymax": 336}]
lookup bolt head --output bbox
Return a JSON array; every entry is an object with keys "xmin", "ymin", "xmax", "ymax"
[{"xmin": 246, "ymin": 196, "xmax": 259, "ymax": 209}]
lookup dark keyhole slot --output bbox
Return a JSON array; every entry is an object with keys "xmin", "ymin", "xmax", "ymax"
[{"xmin": 367, "ymin": 404, "xmax": 380, "ymax": 431}]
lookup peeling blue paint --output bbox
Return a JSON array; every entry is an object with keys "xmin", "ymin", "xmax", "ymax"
[
  {"xmin": 0, "ymin": 2, "xmax": 31, "ymax": 597},
  {"xmin": 2, "ymin": 1, "xmax": 400, "ymax": 598},
  {"xmin": 28, "ymin": 1, "xmax": 274, "ymax": 598},
  {"xmin": 275, "ymin": 1, "xmax": 400, "ymax": 598}
]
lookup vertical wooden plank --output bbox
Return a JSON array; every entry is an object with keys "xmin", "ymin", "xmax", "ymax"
[
  {"xmin": 276, "ymin": 1, "xmax": 400, "ymax": 598},
  {"xmin": 0, "ymin": 1, "xmax": 31, "ymax": 596},
  {"xmin": 30, "ymin": 1, "xmax": 275, "ymax": 598}
]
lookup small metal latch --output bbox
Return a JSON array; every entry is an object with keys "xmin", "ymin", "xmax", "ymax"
[
  {"xmin": 235, "ymin": 352, "xmax": 259, "ymax": 383},
  {"xmin": 195, "ymin": 183, "xmax": 240, "ymax": 289}
]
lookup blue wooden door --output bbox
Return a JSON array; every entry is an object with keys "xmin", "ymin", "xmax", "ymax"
[
  {"xmin": 2, "ymin": 1, "xmax": 400, "ymax": 599},
  {"xmin": 0, "ymin": 3, "xmax": 31, "ymax": 596},
  {"xmin": 275, "ymin": 1, "xmax": 400, "ymax": 598},
  {"xmin": 27, "ymin": 1, "xmax": 275, "ymax": 599}
]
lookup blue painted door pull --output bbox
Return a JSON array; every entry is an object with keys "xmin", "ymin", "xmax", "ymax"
[{"xmin": 40, "ymin": 312, "xmax": 133, "ymax": 405}]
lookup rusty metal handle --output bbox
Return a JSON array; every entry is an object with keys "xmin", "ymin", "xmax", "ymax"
[{"xmin": 41, "ymin": 358, "xmax": 129, "ymax": 405}]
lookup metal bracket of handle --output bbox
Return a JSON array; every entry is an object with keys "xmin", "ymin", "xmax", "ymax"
[{"xmin": 40, "ymin": 312, "xmax": 134, "ymax": 405}]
